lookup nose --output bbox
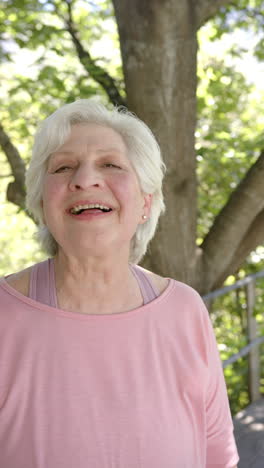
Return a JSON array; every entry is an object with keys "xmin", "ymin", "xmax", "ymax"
[{"xmin": 68, "ymin": 163, "xmax": 102, "ymax": 191}]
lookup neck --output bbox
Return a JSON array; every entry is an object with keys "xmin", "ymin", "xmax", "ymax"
[{"xmin": 53, "ymin": 249, "xmax": 142, "ymax": 314}]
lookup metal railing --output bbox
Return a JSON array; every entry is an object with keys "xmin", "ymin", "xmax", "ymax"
[{"xmin": 203, "ymin": 270, "xmax": 264, "ymax": 403}]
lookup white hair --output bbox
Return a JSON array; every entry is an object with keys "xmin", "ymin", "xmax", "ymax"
[{"xmin": 26, "ymin": 98, "xmax": 166, "ymax": 263}]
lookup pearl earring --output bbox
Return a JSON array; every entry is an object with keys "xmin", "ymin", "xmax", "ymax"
[{"xmin": 142, "ymin": 215, "xmax": 147, "ymax": 220}]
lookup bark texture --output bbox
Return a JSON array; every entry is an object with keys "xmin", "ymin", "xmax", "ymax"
[{"xmin": 210, "ymin": 206, "xmax": 264, "ymax": 290}]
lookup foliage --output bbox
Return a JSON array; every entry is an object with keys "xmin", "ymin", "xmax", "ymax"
[
  {"xmin": 0, "ymin": 0, "xmax": 121, "ymax": 121},
  {"xmin": 210, "ymin": 0, "xmax": 264, "ymax": 57},
  {"xmin": 196, "ymin": 23, "xmax": 264, "ymax": 241}
]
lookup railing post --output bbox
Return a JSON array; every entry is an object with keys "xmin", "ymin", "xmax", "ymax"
[{"xmin": 246, "ymin": 279, "xmax": 260, "ymax": 402}]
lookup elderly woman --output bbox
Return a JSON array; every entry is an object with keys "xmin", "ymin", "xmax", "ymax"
[{"xmin": 0, "ymin": 99, "xmax": 239, "ymax": 468}]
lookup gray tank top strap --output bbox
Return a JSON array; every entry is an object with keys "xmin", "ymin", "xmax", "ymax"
[
  {"xmin": 129, "ymin": 264, "xmax": 160, "ymax": 305},
  {"xmin": 29, "ymin": 258, "xmax": 58, "ymax": 308},
  {"xmin": 29, "ymin": 260, "xmax": 158, "ymax": 308}
]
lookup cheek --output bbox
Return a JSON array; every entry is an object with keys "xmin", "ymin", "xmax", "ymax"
[
  {"xmin": 111, "ymin": 173, "xmax": 141, "ymax": 198},
  {"xmin": 42, "ymin": 177, "xmax": 63, "ymax": 204},
  {"xmin": 42, "ymin": 178, "xmax": 65, "ymax": 222},
  {"xmin": 110, "ymin": 174, "xmax": 143, "ymax": 215}
]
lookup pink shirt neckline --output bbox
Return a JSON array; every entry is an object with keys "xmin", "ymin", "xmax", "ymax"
[{"xmin": 0, "ymin": 276, "xmax": 175, "ymax": 321}]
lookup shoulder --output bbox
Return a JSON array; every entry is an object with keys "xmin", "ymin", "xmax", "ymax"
[
  {"xmin": 141, "ymin": 266, "xmax": 206, "ymax": 313},
  {"xmin": 5, "ymin": 267, "xmax": 32, "ymax": 297},
  {"xmin": 136, "ymin": 265, "xmax": 170, "ymax": 295},
  {"xmin": 137, "ymin": 265, "xmax": 202, "ymax": 300}
]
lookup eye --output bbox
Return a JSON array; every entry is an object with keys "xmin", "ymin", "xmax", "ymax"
[
  {"xmin": 54, "ymin": 166, "xmax": 72, "ymax": 173},
  {"xmin": 104, "ymin": 163, "xmax": 121, "ymax": 169}
]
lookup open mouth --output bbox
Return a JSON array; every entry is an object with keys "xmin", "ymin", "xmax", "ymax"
[{"xmin": 70, "ymin": 203, "xmax": 113, "ymax": 215}]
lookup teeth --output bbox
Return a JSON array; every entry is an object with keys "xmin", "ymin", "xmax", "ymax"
[{"xmin": 70, "ymin": 203, "xmax": 111, "ymax": 214}]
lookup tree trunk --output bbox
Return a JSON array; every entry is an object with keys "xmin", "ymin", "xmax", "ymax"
[{"xmin": 113, "ymin": 0, "xmax": 201, "ymax": 287}]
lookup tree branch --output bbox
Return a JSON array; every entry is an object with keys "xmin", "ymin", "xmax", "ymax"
[
  {"xmin": 212, "ymin": 209, "xmax": 264, "ymax": 289},
  {"xmin": 63, "ymin": 0, "xmax": 126, "ymax": 107},
  {"xmin": 201, "ymin": 150, "xmax": 264, "ymax": 291},
  {"xmin": 0, "ymin": 123, "xmax": 26, "ymax": 209},
  {"xmin": 195, "ymin": 0, "xmax": 236, "ymax": 29}
]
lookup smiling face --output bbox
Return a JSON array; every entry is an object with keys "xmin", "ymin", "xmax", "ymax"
[{"xmin": 42, "ymin": 123, "xmax": 152, "ymax": 258}]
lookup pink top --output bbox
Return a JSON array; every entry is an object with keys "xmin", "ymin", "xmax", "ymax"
[{"xmin": 0, "ymin": 260, "xmax": 239, "ymax": 468}]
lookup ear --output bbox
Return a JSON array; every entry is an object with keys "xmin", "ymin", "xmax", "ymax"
[{"xmin": 140, "ymin": 193, "xmax": 153, "ymax": 224}]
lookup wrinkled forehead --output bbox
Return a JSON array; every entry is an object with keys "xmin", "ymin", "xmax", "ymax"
[{"xmin": 56, "ymin": 122, "xmax": 128, "ymax": 154}]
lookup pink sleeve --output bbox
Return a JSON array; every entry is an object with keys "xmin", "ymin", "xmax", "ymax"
[{"xmin": 199, "ymin": 299, "xmax": 239, "ymax": 468}]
